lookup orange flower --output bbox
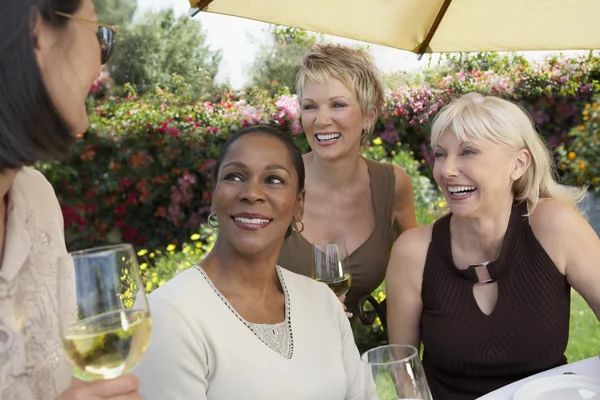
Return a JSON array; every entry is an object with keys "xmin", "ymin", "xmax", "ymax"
[
  {"xmin": 568, "ymin": 152, "xmax": 576, "ymax": 161},
  {"xmin": 131, "ymin": 152, "xmax": 147, "ymax": 168},
  {"xmin": 154, "ymin": 206, "xmax": 166, "ymax": 218},
  {"xmin": 578, "ymin": 125, "xmax": 585, "ymax": 131},
  {"xmin": 80, "ymin": 149, "xmax": 95, "ymax": 161},
  {"xmin": 579, "ymin": 160, "xmax": 586, "ymax": 170}
]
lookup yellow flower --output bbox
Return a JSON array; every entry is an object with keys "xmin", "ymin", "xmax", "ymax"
[
  {"xmin": 137, "ymin": 249, "xmax": 148, "ymax": 256},
  {"xmin": 190, "ymin": 233, "xmax": 201, "ymax": 241},
  {"xmin": 579, "ymin": 160, "xmax": 586, "ymax": 169},
  {"xmin": 578, "ymin": 125, "xmax": 585, "ymax": 131},
  {"xmin": 166, "ymin": 244, "xmax": 176, "ymax": 252},
  {"xmin": 568, "ymin": 152, "xmax": 576, "ymax": 161},
  {"xmin": 195, "ymin": 242, "xmax": 202, "ymax": 249},
  {"xmin": 158, "ymin": 279, "xmax": 166, "ymax": 287},
  {"xmin": 149, "ymin": 252, "xmax": 155, "ymax": 258},
  {"xmin": 140, "ymin": 263, "xmax": 148, "ymax": 270},
  {"xmin": 372, "ymin": 137, "xmax": 383, "ymax": 146}
]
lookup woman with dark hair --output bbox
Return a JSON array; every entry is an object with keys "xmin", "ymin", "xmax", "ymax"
[
  {"xmin": 1, "ymin": 0, "xmax": 138, "ymax": 399},
  {"xmin": 133, "ymin": 126, "xmax": 376, "ymax": 400}
]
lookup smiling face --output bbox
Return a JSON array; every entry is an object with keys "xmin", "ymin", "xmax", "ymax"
[
  {"xmin": 433, "ymin": 131, "xmax": 526, "ymax": 217},
  {"xmin": 212, "ymin": 133, "xmax": 304, "ymax": 256},
  {"xmin": 300, "ymin": 77, "xmax": 367, "ymax": 159}
]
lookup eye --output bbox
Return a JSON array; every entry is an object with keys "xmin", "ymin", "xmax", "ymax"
[
  {"xmin": 434, "ymin": 151, "xmax": 446, "ymax": 159},
  {"xmin": 332, "ymin": 102, "xmax": 347, "ymax": 108},
  {"xmin": 302, "ymin": 104, "xmax": 317, "ymax": 110},
  {"xmin": 460, "ymin": 148, "xmax": 477, "ymax": 156},
  {"xmin": 222, "ymin": 172, "xmax": 243, "ymax": 182},
  {"xmin": 266, "ymin": 175, "xmax": 285, "ymax": 185}
]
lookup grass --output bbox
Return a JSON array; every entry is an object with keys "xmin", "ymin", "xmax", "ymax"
[{"xmin": 566, "ymin": 290, "xmax": 600, "ymax": 362}]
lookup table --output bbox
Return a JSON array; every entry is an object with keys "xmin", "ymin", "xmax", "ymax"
[{"xmin": 476, "ymin": 356, "xmax": 600, "ymax": 399}]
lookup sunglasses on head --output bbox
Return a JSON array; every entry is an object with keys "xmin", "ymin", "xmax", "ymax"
[{"xmin": 54, "ymin": 11, "xmax": 119, "ymax": 64}]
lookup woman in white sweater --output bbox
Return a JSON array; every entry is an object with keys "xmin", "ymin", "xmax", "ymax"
[{"xmin": 133, "ymin": 126, "xmax": 375, "ymax": 400}]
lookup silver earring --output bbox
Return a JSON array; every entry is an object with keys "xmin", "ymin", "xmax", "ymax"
[{"xmin": 207, "ymin": 213, "xmax": 219, "ymax": 228}]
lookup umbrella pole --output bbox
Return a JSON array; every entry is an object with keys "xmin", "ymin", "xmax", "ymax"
[{"xmin": 416, "ymin": 0, "xmax": 453, "ymax": 59}]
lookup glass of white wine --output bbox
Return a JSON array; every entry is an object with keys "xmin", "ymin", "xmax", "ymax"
[
  {"xmin": 58, "ymin": 244, "xmax": 151, "ymax": 380},
  {"xmin": 312, "ymin": 241, "xmax": 351, "ymax": 297},
  {"xmin": 362, "ymin": 344, "xmax": 432, "ymax": 400}
]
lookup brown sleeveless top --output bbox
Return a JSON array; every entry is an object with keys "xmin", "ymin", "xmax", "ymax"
[
  {"xmin": 421, "ymin": 201, "xmax": 570, "ymax": 400},
  {"xmin": 278, "ymin": 158, "xmax": 398, "ymax": 315}
]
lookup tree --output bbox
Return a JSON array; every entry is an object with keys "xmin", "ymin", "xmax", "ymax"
[
  {"xmin": 93, "ymin": 0, "xmax": 136, "ymax": 27},
  {"xmin": 107, "ymin": 10, "xmax": 221, "ymax": 96},
  {"xmin": 250, "ymin": 26, "xmax": 317, "ymax": 92}
]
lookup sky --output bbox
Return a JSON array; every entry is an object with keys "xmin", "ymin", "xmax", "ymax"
[{"xmin": 137, "ymin": 0, "xmax": 587, "ymax": 89}]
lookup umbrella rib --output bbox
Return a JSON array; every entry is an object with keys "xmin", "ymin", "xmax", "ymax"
[
  {"xmin": 190, "ymin": 0, "xmax": 214, "ymax": 9},
  {"xmin": 416, "ymin": 0, "xmax": 453, "ymax": 56}
]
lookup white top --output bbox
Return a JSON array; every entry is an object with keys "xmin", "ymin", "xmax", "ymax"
[
  {"xmin": 134, "ymin": 266, "xmax": 376, "ymax": 400},
  {"xmin": 476, "ymin": 356, "xmax": 600, "ymax": 399},
  {"xmin": 0, "ymin": 167, "xmax": 73, "ymax": 399}
]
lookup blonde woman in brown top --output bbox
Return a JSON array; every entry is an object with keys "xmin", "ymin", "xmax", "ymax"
[{"xmin": 278, "ymin": 44, "xmax": 417, "ymax": 317}]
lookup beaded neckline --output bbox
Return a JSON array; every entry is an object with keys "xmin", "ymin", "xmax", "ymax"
[{"xmin": 194, "ymin": 265, "xmax": 294, "ymax": 359}]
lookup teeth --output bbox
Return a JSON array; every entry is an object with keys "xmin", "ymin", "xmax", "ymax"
[
  {"xmin": 448, "ymin": 185, "xmax": 477, "ymax": 193},
  {"xmin": 234, "ymin": 217, "xmax": 270, "ymax": 224},
  {"xmin": 317, "ymin": 133, "xmax": 341, "ymax": 141}
]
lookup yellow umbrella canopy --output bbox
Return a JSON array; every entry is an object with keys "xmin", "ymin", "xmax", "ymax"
[{"xmin": 188, "ymin": 0, "xmax": 598, "ymax": 54}]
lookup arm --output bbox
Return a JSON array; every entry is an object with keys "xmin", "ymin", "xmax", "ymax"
[
  {"xmin": 392, "ymin": 165, "xmax": 418, "ymax": 234},
  {"xmin": 132, "ymin": 298, "xmax": 208, "ymax": 400},
  {"xmin": 532, "ymin": 199, "xmax": 600, "ymax": 319},
  {"xmin": 385, "ymin": 226, "xmax": 430, "ymax": 348}
]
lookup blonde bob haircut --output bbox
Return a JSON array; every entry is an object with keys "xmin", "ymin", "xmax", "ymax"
[
  {"xmin": 296, "ymin": 43, "xmax": 384, "ymax": 145},
  {"xmin": 430, "ymin": 92, "xmax": 585, "ymax": 214}
]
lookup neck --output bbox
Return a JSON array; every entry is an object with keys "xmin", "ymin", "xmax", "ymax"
[
  {"xmin": 451, "ymin": 197, "xmax": 515, "ymax": 261},
  {"xmin": 305, "ymin": 152, "xmax": 362, "ymax": 189},
  {"xmin": 0, "ymin": 169, "xmax": 17, "ymax": 200},
  {"xmin": 201, "ymin": 237, "xmax": 282, "ymax": 298}
]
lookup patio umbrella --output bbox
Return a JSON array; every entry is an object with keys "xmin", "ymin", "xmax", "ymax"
[{"xmin": 188, "ymin": 0, "xmax": 599, "ymax": 55}]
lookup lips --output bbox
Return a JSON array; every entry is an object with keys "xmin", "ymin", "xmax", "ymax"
[
  {"xmin": 231, "ymin": 213, "xmax": 272, "ymax": 231},
  {"xmin": 447, "ymin": 184, "xmax": 477, "ymax": 200},
  {"xmin": 316, "ymin": 132, "xmax": 341, "ymax": 144}
]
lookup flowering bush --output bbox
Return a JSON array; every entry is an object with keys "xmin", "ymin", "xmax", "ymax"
[
  {"xmin": 557, "ymin": 99, "xmax": 600, "ymax": 194},
  {"xmin": 37, "ymin": 53, "xmax": 600, "ymax": 251}
]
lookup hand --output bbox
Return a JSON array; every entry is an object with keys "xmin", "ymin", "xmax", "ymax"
[
  {"xmin": 338, "ymin": 295, "xmax": 353, "ymax": 318},
  {"xmin": 57, "ymin": 374, "xmax": 140, "ymax": 400}
]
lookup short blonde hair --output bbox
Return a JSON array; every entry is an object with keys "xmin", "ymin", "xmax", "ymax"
[
  {"xmin": 430, "ymin": 92, "xmax": 585, "ymax": 213},
  {"xmin": 296, "ymin": 44, "xmax": 384, "ymax": 144}
]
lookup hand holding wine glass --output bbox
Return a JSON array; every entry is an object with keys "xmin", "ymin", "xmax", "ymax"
[
  {"xmin": 58, "ymin": 244, "xmax": 151, "ymax": 381},
  {"xmin": 312, "ymin": 240, "xmax": 352, "ymax": 298}
]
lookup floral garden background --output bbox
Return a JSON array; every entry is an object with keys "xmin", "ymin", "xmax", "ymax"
[{"xmin": 46, "ymin": 4, "xmax": 600, "ymax": 355}]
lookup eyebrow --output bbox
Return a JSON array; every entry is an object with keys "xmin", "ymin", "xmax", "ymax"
[
  {"xmin": 301, "ymin": 96, "xmax": 350, "ymax": 103},
  {"xmin": 221, "ymin": 161, "xmax": 291, "ymax": 175}
]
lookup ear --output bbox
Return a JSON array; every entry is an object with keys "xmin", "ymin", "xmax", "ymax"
[
  {"xmin": 363, "ymin": 106, "xmax": 378, "ymax": 132},
  {"xmin": 31, "ymin": 10, "xmax": 56, "ymax": 72},
  {"xmin": 294, "ymin": 189, "xmax": 305, "ymax": 222},
  {"xmin": 510, "ymin": 148, "xmax": 532, "ymax": 181}
]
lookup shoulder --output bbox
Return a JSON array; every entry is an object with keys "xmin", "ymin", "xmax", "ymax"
[
  {"xmin": 148, "ymin": 267, "xmax": 208, "ymax": 317},
  {"xmin": 388, "ymin": 225, "xmax": 432, "ymax": 274},
  {"xmin": 529, "ymin": 198, "xmax": 583, "ymax": 239},
  {"xmin": 13, "ymin": 167, "xmax": 57, "ymax": 198},
  {"xmin": 392, "ymin": 224, "xmax": 432, "ymax": 257}
]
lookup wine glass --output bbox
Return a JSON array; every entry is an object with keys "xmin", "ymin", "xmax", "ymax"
[
  {"xmin": 58, "ymin": 244, "xmax": 152, "ymax": 380},
  {"xmin": 362, "ymin": 344, "xmax": 432, "ymax": 400},
  {"xmin": 312, "ymin": 241, "xmax": 351, "ymax": 297}
]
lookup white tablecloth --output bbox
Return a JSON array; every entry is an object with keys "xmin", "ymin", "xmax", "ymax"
[{"xmin": 476, "ymin": 356, "xmax": 600, "ymax": 399}]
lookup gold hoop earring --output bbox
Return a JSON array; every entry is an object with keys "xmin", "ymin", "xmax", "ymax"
[
  {"xmin": 292, "ymin": 219, "xmax": 304, "ymax": 233},
  {"xmin": 207, "ymin": 213, "xmax": 219, "ymax": 228}
]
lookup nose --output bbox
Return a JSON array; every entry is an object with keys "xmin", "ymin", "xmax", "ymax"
[
  {"xmin": 239, "ymin": 178, "xmax": 266, "ymax": 204},
  {"xmin": 440, "ymin": 155, "xmax": 459, "ymax": 178},
  {"xmin": 314, "ymin": 106, "xmax": 332, "ymax": 128}
]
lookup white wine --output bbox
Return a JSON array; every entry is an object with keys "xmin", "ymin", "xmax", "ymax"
[
  {"xmin": 318, "ymin": 273, "xmax": 352, "ymax": 297},
  {"xmin": 63, "ymin": 309, "xmax": 151, "ymax": 379}
]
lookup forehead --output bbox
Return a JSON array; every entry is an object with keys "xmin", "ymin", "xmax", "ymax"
[
  {"xmin": 224, "ymin": 134, "xmax": 294, "ymax": 168},
  {"xmin": 302, "ymin": 77, "xmax": 355, "ymax": 100}
]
